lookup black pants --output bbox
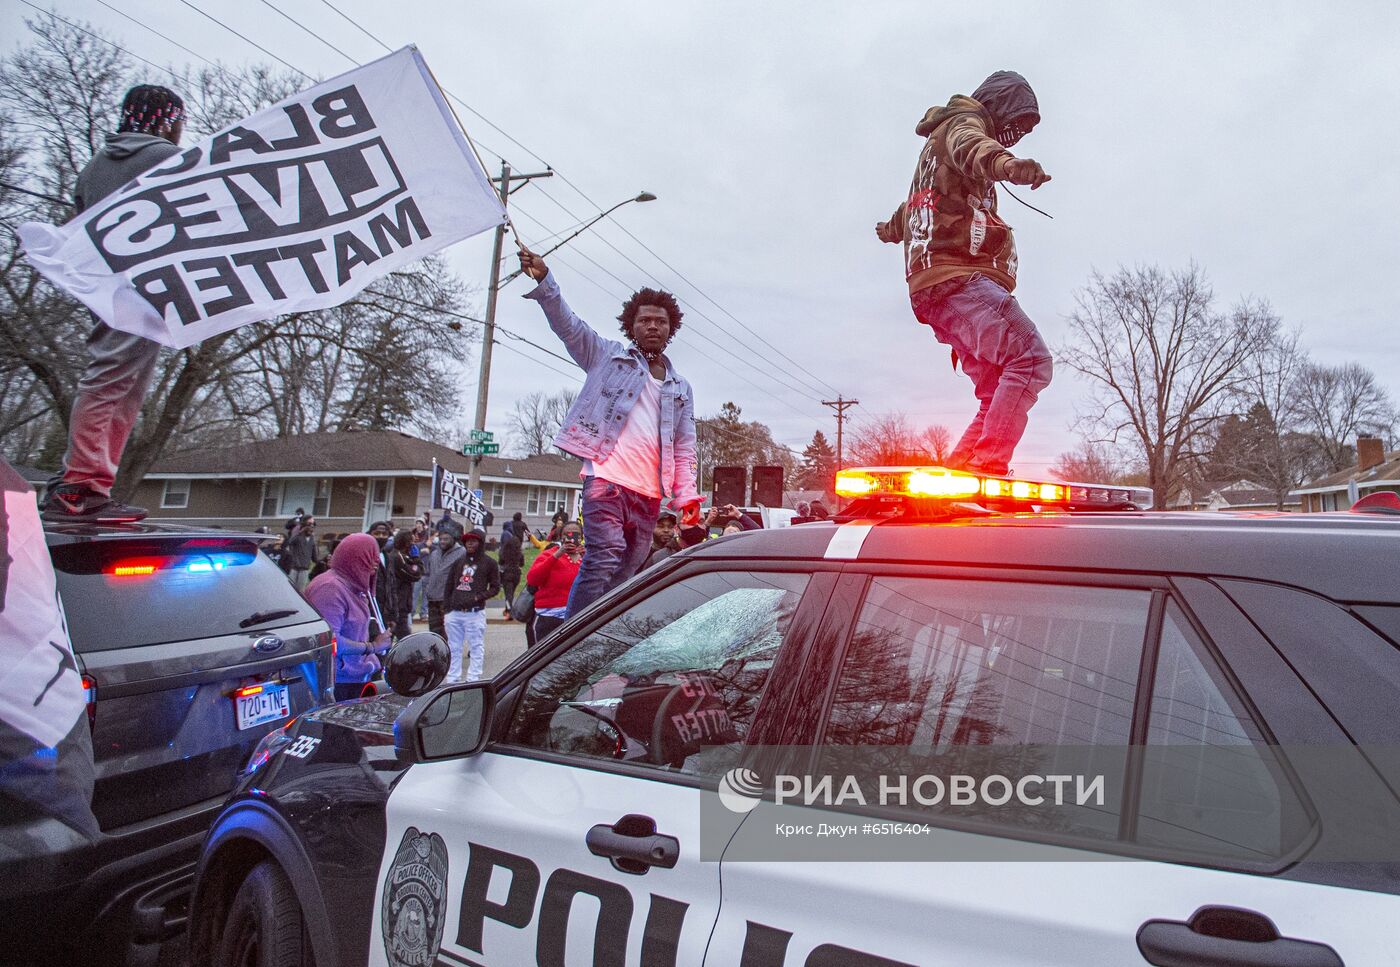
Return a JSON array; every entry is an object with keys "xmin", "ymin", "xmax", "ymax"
[
  {"xmin": 428, "ymin": 600, "xmax": 446, "ymax": 640},
  {"xmin": 334, "ymin": 682, "xmax": 369, "ymax": 701},
  {"xmin": 501, "ymin": 573, "xmax": 520, "ymax": 609},
  {"xmin": 391, "ymin": 584, "xmax": 414, "ymax": 638},
  {"xmin": 533, "ymin": 614, "xmax": 565, "ymax": 644}
]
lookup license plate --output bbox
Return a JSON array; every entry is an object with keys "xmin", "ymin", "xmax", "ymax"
[{"xmin": 235, "ymin": 684, "xmax": 291, "ymax": 731}]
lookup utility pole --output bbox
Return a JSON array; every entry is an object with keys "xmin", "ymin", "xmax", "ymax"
[
  {"xmin": 821, "ymin": 396, "xmax": 859, "ymax": 473},
  {"xmin": 822, "ymin": 396, "xmax": 858, "ymax": 509},
  {"xmin": 467, "ymin": 161, "xmax": 552, "ymax": 495}
]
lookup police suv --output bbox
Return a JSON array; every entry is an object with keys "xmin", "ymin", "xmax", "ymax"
[{"xmin": 187, "ymin": 465, "xmax": 1400, "ymax": 966}]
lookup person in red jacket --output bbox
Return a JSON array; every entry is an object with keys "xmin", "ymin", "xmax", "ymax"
[{"xmin": 525, "ymin": 521, "xmax": 583, "ymax": 645}]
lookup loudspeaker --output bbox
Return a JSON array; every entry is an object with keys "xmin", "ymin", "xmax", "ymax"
[
  {"xmin": 712, "ymin": 466, "xmax": 747, "ymax": 508},
  {"xmin": 751, "ymin": 465, "xmax": 784, "ymax": 508}
]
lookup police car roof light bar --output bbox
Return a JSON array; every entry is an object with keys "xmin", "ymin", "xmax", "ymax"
[{"xmin": 833, "ymin": 466, "xmax": 1068, "ymax": 504}]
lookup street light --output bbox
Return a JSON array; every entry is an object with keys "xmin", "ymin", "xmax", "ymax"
[
  {"xmin": 465, "ymin": 180, "xmax": 658, "ymax": 494},
  {"xmin": 496, "ymin": 191, "xmax": 657, "ymax": 287}
]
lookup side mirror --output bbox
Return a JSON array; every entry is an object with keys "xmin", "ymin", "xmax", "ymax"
[
  {"xmin": 383, "ymin": 632, "xmax": 449, "ymax": 697},
  {"xmin": 394, "ymin": 681, "xmax": 496, "ymax": 763}
]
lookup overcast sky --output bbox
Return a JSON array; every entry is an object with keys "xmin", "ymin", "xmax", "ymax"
[{"xmin": 6, "ymin": 0, "xmax": 1399, "ymax": 474}]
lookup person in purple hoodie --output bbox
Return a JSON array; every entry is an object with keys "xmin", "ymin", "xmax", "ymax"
[{"xmin": 304, "ymin": 532, "xmax": 392, "ymax": 701}]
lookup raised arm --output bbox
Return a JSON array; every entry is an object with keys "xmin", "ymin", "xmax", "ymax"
[{"xmin": 518, "ymin": 245, "xmax": 609, "ymax": 371}]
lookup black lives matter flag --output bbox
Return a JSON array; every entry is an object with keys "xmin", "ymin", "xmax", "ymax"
[
  {"xmin": 431, "ymin": 462, "xmax": 487, "ymax": 527},
  {"xmin": 19, "ymin": 46, "xmax": 504, "ymax": 349}
]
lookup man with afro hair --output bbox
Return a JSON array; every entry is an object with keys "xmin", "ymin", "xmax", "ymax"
[{"xmin": 518, "ymin": 244, "xmax": 702, "ymax": 617}]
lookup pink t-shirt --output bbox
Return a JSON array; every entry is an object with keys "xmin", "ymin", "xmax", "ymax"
[{"xmin": 584, "ymin": 375, "xmax": 662, "ymax": 498}]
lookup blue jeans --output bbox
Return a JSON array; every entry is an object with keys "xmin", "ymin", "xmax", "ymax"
[
  {"xmin": 912, "ymin": 275, "xmax": 1053, "ymax": 475},
  {"xmin": 566, "ymin": 476, "xmax": 661, "ymax": 618}
]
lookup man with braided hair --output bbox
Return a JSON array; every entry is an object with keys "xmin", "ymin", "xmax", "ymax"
[
  {"xmin": 42, "ymin": 86, "xmax": 186, "ymax": 522},
  {"xmin": 876, "ymin": 70, "xmax": 1053, "ymax": 477},
  {"xmin": 517, "ymin": 245, "xmax": 703, "ymax": 617}
]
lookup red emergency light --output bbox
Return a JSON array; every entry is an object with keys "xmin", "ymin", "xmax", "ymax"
[{"xmin": 834, "ymin": 466, "xmax": 1068, "ymax": 505}]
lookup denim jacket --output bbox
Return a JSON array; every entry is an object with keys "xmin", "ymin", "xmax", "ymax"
[{"xmin": 524, "ymin": 273, "xmax": 699, "ymax": 508}]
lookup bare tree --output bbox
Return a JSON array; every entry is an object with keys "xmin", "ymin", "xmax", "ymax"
[
  {"xmin": 848, "ymin": 412, "xmax": 953, "ymax": 467},
  {"xmin": 1049, "ymin": 439, "xmax": 1126, "ymax": 483},
  {"xmin": 507, "ymin": 388, "xmax": 577, "ymax": 456},
  {"xmin": 1290, "ymin": 360, "xmax": 1396, "ymax": 474},
  {"xmin": 693, "ymin": 402, "xmax": 797, "ymax": 491},
  {"xmin": 924, "ymin": 424, "xmax": 953, "ymax": 464},
  {"xmin": 1059, "ymin": 264, "xmax": 1279, "ymax": 509}
]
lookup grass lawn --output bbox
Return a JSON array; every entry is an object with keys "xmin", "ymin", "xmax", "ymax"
[{"xmin": 484, "ymin": 542, "xmax": 546, "ymax": 603}]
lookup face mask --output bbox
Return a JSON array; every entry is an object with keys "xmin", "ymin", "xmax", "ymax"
[{"xmin": 996, "ymin": 117, "xmax": 1034, "ymax": 148}]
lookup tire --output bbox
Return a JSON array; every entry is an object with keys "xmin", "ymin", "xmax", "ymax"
[{"xmin": 212, "ymin": 861, "xmax": 308, "ymax": 967}]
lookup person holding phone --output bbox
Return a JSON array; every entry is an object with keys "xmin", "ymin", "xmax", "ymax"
[
  {"xmin": 517, "ymin": 245, "xmax": 703, "ymax": 617},
  {"xmin": 524, "ymin": 522, "xmax": 584, "ymax": 643}
]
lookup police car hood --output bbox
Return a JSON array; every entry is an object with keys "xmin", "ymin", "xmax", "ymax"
[{"xmin": 301, "ymin": 693, "xmax": 409, "ymax": 743}]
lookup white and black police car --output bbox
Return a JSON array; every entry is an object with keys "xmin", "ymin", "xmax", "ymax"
[{"xmin": 187, "ymin": 465, "xmax": 1400, "ymax": 966}]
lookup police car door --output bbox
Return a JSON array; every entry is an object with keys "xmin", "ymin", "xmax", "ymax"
[
  {"xmin": 708, "ymin": 573, "xmax": 1388, "ymax": 965},
  {"xmin": 371, "ymin": 566, "xmax": 818, "ymax": 967}
]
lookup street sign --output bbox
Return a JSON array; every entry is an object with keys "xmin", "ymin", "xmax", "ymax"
[
  {"xmin": 468, "ymin": 429, "xmax": 494, "ymax": 441},
  {"xmin": 462, "ymin": 443, "xmax": 501, "ymax": 455}
]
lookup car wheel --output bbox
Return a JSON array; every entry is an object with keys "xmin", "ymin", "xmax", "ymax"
[{"xmin": 213, "ymin": 861, "xmax": 310, "ymax": 967}]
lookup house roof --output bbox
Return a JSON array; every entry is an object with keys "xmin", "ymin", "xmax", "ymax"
[
  {"xmin": 145, "ymin": 430, "xmax": 584, "ymax": 485},
  {"xmin": 1291, "ymin": 451, "xmax": 1400, "ymax": 496}
]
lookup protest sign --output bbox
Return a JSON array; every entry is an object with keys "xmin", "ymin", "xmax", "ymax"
[
  {"xmin": 19, "ymin": 46, "xmax": 504, "ymax": 349},
  {"xmin": 431, "ymin": 462, "xmax": 486, "ymax": 528}
]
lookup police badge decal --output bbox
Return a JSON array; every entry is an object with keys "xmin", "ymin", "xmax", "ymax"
[{"xmin": 381, "ymin": 827, "xmax": 449, "ymax": 967}]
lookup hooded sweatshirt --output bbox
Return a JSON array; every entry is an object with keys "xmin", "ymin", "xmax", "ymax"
[
  {"xmin": 74, "ymin": 132, "xmax": 181, "ymax": 213},
  {"xmin": 885, "ymin": 71, "xmax": 1040, "ymax": 295},
  {"xmin": 304, "ymin": 533, "xmax": 382, "ymax": 682},
  {"xmin": 446, "ymin": 539, "xmax": 501, "ymax": 612}
]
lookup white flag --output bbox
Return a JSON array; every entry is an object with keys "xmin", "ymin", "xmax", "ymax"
[{"xmin": 18, "ymin": 46, "xmax": 504, "ymax": 349}]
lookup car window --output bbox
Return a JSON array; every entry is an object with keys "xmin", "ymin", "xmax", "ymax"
[
  {"xmin": 505, "ymin": 570, "xmax": 810, "ymax": 778},
  {"xmin": 825, "ymin": 578, "xmax": 1149, "ymax": 747},
  {"xmin": 49, "ymin": 538, "xmax": 321, "ymax": 651},
  {"xmin": 1137, "ymin": 602, "xmax": 1311, "ymax": 861},
  {"xmin": 822, "ymin": 577, "xmax": 1152, "ymax": 842}
]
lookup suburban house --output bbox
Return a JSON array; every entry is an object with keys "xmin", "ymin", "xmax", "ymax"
[
  {"xmin": 132, "ymin": 429, "xmax": 583, "ymax": 538},
  {"xmin": 1170, "ymin": 479, "xmax": 1300, "ymax": 513},
  {"xmin": 1291, "ymin": 437, "xmax": 1400, "ymax": 512}
]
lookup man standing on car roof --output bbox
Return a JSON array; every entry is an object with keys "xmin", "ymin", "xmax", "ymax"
[
  {"xmin": 41, "ymin": 86, "xmax": 185, "ymax": 523},
  {"xmin": 517, "ymin": 246, "xmax": 703, "ymax": 617},
  {"xmin": 876, "ymin": 70, "xmax": 1053, "ymax": 476}
]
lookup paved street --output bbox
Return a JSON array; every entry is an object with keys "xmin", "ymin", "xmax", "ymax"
[{"xmin": 409, "ymin": 613, "xmax": 529, "ymax": 680}]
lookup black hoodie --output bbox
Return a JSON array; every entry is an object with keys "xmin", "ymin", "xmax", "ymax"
[{"xmin": 445, "ymin": 542, "xmax": 501, "ymax": 612}]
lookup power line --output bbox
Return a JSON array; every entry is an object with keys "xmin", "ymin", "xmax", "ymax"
[
  {"xmin": 93, "ymin": 0, "xmax": 217, "ymax": 69},
  {"xmin": 47, "ymin": 3, "xmax": 825, "ymax": 443},
  {"xmin": 174, "ymin": 0, "xmax": 312, "ymax": 80},
  {"xmin": 257, "ymin": 0, "xmax": 359, "ymax": 64},
  {"xmin": 15, "ymin": 1, "xmax": 179, "ymax": 80},
  {"xmin": 144, "ymin": 1, "xmax": 838, "ymax": 419},
  {"xmin": 505, "ymin": 206, "xmax": 827, "ymax": 417},
  {"xmin": 295, "ymin": 0, "xmax": 844, "ymax": 401}
]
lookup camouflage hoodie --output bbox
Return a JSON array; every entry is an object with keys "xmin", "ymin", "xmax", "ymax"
[{"xmin": 884, "ymin": 71, "xmax": 1040, "ymax": 295}]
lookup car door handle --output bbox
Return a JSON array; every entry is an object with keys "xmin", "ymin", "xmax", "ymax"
[
  {"xmin": 586, "ymin": 814, "xmax": 679, "ymax": 875},
  {"xmin": 1137, "ymin": 906, "xmax": 1343, "ymax": 967}
]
